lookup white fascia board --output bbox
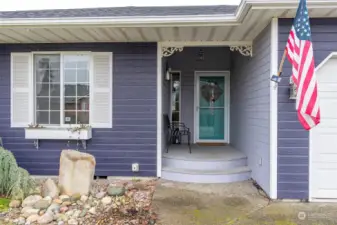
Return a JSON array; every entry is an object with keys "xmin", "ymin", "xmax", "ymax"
[
  {"xmin": 0, "ymin": 16, "xmax": 241, "ymax": 28},
  {"xmin": 0, "ymin": 1, "xmax": 249, "ymax": 28},
  {"xmin": 250, "ymin": 0, "xmax": 337, "ymax": 9},
  {"xmin": 0, "ymin": 0, "xmax": 335, "ymax": 28}
]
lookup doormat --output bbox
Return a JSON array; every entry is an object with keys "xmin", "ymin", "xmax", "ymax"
[{"xmin": 196, "ymin": 142, "xmax": 228, "ymax": 146}]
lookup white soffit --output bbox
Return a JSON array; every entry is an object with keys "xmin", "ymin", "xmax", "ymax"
[{"xmin": 0, "ymin": 0, "xmax": 337, "ymax": 43}]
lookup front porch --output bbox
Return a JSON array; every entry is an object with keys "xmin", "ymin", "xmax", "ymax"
[
  {"xmin": 162, "ymin": 144, "xmax": 251, "ymax": 183},
  {"xmin": 159, "ymin": 35, "xmax": 271, "ymax": 191}
]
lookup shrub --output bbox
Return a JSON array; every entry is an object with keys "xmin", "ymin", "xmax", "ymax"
[{"xmin": 0, "ymin": 147, "xmax": 35, "ymax": 200}]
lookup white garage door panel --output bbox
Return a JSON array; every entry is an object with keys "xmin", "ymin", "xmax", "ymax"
[
  {"xmin": 320, "ymin": 100, "xmax": 337, "ymax": 118},
  {"xmin": 311, "ymin": 56, "xmax": 337, "ymax": 200},
  {"xmin": 316, "ymin": 59, "xmax": 337, "ymax": 82},
  {"xmin": 312, "ymin": 169, "xmax": 337, "ymax": 198},
  {"xmin": 311, "ymin": 132, "xmax": 337, "ymax": 149},
  {"xmin": 319, "ymin": 92, "xmax": 337, "ymax": 99},
  {"xmin": 318, "ymin": 83, "xmax": 337, "ymax": 92},
  {"xmin": 313, "ymin": 126, "xmax": 337, "ymax": 131},
  {"xmin": 312, "ymin": 162, "xmax": 337, "ymax": 169},
  {"xmin": 312, "ymin": 156, "xmax": 337, "ymax": 164}
]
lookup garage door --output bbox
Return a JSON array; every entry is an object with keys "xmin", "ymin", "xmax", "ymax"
[{"xmin": 311, "ymin": 56, "xmax": 337, "ymax": 199}]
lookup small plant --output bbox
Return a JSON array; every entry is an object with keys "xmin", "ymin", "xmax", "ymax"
[
  {"xmin": 0, "ymin": 198, "xmax": 10, "ymax": 212},
  {"xmin": 132, "ymin": 177, "xmax": 141, "ymax": 182},
  {"xmin": 0, "ymin": 147, "xmax": 35, "ymax": 200},
  {"xmin": 27, "ymin": 123, "xmax": 44, "ymax": 129},
  {"xmin": 67, "ymin": 123, "xmax": 91, "ymax": 151},
  {"xmin": 68, "ymin": 122, "xmax": 91, "ymax": 133}
]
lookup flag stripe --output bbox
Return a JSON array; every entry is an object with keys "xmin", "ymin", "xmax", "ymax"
[{"xmin": 285, "ymin": 0, "xmax": 320, "ymax": 130}]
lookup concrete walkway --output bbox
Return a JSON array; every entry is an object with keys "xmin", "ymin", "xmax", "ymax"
[{"xmin": 153, "ymin": 179, "xmax": 337, "ymax": 225}]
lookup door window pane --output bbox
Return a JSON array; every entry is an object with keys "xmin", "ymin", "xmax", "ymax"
[{"xmin": 198, "ymin": 76, "xmax": 225, "ymax": 140}]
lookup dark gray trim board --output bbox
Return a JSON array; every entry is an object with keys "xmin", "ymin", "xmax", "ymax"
[
  {"xmin": 277, "ymin": 18, "xmax": 337, "ymax": 199},
  {"xmin": 0, "ymin": 42, "xmax": 157, "ymax": 177}
]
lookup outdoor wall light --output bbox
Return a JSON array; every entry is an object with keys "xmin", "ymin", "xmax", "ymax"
[
  {"xmin": 165, "ymin": 61, "xmax": 171, "ymax": 81},
  {"xmin": 165, "ymin": 67, "xmax": 172, "ymax": 81},
  {"xmin": 289, "ymin": 77, "xmax": 297, "ymax": 100}
]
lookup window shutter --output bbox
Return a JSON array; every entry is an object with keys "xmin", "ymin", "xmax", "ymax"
[
  {"xmin": 90, "ymin": 52, "xmax": 113, "ymax": 128},
  {"xmin": 11, "ymin": 53, "xmax": 33, "ymax": 127}
]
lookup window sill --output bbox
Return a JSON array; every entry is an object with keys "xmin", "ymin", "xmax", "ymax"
[{"xmin": 24, "ymin": 127, "xmax": 92, "ymax": 140}]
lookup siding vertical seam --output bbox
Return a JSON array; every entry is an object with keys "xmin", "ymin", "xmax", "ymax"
[{"xmin": 270, "ymin": 18, "xmax": 279, "ymax": 199}]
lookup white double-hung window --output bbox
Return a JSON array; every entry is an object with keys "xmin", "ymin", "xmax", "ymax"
[{"xmin": 11, "ymin": 52, "xmax": 113, "ymax": 130}]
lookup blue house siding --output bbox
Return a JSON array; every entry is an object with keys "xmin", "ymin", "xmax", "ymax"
[
  {"xmin": 0, "ymin": 43, "xmax": 157, "ymax": 177},
  {"xmin": 278, "ymin": 18, "xmax": 337, "ymax": 199},
  {"xmin": 231, "ymin": 24, "xmax": 271, "ymax": 195}
]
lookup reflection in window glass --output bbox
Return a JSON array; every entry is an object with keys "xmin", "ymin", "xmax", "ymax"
[
  {"xmin": 63, "ymin": 55, "xmax": 90, "ymax": 125},
  {"xmin": 171, "ymin": 73, "xmax": 180, "ymax": 123},
  {"xmin": 34, "ymin": 54, "xmax": 90, "ymax": 126},
  {"xmin": 34, "ymin": 54, "xmax": 61, "ymax": 125}
]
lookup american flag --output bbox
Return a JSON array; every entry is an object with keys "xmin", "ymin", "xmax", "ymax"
[{"xmin": 285, "ymin": 0, "xmax": 320, "ymax": 130}]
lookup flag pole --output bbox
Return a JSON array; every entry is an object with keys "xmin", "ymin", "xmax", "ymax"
[
  {"xmin": 270, "ymin": 48, "xmax": 287, "ymax": 83},
  {"xmin": 277, "ymin": 49, "xmax": 287, "ymax": 77}
]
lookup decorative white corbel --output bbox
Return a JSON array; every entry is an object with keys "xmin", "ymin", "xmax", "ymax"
[
  {"xmin": 161, "ymin": 46, "xmax": 184, "ymax": 57},
  {"xmin": 229, "ymin": 45, "xmax": 253, "ymax": 57}
]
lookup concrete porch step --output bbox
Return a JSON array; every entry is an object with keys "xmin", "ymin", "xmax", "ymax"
[
  {"xmin": 163, "ymin": 155, "xmax": 247, "ymax": 171},
  {"xmin": 161, "ymin": 166, "xmax": 251, "ymax": 183}
]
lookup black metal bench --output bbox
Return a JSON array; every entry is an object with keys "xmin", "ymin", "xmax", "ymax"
[{"xmin": 164, "ymin": 114, "xmax": 191, "ymax": 153}]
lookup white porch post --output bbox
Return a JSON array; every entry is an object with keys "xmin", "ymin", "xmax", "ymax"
[{"xmin": 270, "ymin": 18, "xmax": 279, "ymax": 199}]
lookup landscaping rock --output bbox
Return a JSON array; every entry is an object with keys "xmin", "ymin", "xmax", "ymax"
[
  {"xmin": 42, "ymin": 178, "xmax": 59, "ymax": 198},
  {"xmin": 61, "ymin": 201, "xmax": 71, "ymax": 207},
  {"xmin": 3, "ymin": 178, "xmax": 157, "ymax": 225},
  {"xmin": 21, "ymin": 207, "xmax": 39, "ymax": 218},
  {"xmin": 79, "ymin": 208, "xmax": 87, "ymax": 217},
  {"xmin": 17, "ymin": 217, "xmax": 25, "ymax": 225},
  {"xmin": 65, "ymin": 210, "xmax": 74, "ymax": 217},
  {"xmin": 80, "ymin": 195, "xmax": 88, "ymax": 203},
  {"xmin": 53, "ymin": 199, "xmax": 62, "ymax": 204},
  {"xmin": 58, "ymin": 150, "xmax": 96, "ymax": 196},
  {"xmin": 95, "ymin": 191, "xmax": 105, "ymax": 199},
  {"xmin": 46, "ymin": 203, "xmax": 60, "ymax": 214},
  {"xmin": 59, "ymin": 195, "xmax": 70, "ymax": 201},
  {"xmin": 57, "ymin": 214, "xmax": 68, "ymax": 222},
  {"xmin": 26, "ymin": 214, "xmax": 39, "ymax": 223},
  {"xmin": 107, "ymin": 185, "xmax": 125, "ymax": 196},
  {"xmin": 88, "ymin": 207, "xmax": 96, "ymax": 215},
  {"xmin": 33, "ymin": 199, "xmax": 51, "ymax": 210},
  {"xmin": 60, "ymin": 206, "xmax": 68, "ymax": 213},
  {"xmin": 9, "ymin": 200, "xmax": 21, "ymax": 208},
  {"xmin": 72, "ymin": 210, "xmax": 81, "ymax": 218},
  {"xmin": 68, "ymin": 218, "xmax": 78, "ymax": 225},
  {"xmin": 22, "ymin": 195, "xmax": 42, "ymax": 208},
  {"xmin": 37, "ymin": 212, "xmax": 53, "ymax": 224},
  {"xmin": 70, "ymin": 193, "xmax": 81, "ymax": 202},
  {"xmin": 43, "ymin": 196, "xmax": 52, "ymax": 204},
  {"xmin": 101, "ymin": 196, "xmax": 112, "ymax": 205}
]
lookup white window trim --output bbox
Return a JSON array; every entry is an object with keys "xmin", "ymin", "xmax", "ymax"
[{"xmin": 30, "ymin": 51, "xmax": 93, "ymax": 128}]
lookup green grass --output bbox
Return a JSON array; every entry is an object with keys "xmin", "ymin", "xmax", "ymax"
[{"xmin": 0, "ymin": 197, "xmax": 10, "ymax": 212}]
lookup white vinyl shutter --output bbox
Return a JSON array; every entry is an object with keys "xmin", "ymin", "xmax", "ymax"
[
  {"xmin": 90, "ymin": 52, "xmax": 113, "ymax": 128},
  {"xmin": 11, "ymin": 53, "xmax": 33, "ymax": 127}
]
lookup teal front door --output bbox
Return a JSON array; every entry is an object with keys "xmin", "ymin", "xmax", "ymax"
[{"xmin": 196, "ymin": 72, "xmax": 227, "ymax": 142}]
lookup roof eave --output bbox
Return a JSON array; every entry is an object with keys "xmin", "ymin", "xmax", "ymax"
[{"xmin": 0, "ymin": 0, "xmax": 335, "ymax": 28}]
